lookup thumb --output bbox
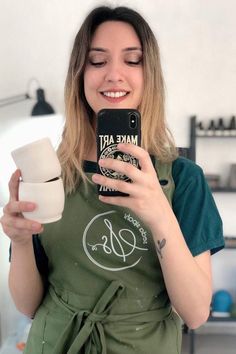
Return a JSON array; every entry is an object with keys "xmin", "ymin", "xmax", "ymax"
[{"xmin": 8, "ymin": 169, "xmax": 21, "ymax": 202}]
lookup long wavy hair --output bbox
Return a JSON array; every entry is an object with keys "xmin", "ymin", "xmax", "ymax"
[{"xmin": 57, "ymin": 6, "xmax": 178, "ymax": 194}]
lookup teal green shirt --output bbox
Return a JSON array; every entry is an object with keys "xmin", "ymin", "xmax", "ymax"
[{"xmin": 172, "ymin": 157, "xmax": 224, "ymax": 256}]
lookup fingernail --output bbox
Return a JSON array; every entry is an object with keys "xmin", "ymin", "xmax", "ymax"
[
  {"xmin": 117, "ymin": 143, "xmax": 125, "ymax": 149},
  {"xmin": 32, "ymin": 223, "xmax": 40, "ymax": 230},
  {"xmin": 92, "ymin": 174, "xmax": 99, "ymax": 182},
  {"xmin": 27, "ymin": 203, "xmax": 35, "ymax": 210},
  {"xmin": 99, "ymin": 159, "xmax": 105, "ymax": 166}
]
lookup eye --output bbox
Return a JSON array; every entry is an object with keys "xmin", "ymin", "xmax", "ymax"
[
  {"xmin": 126, "ymin": 59, "xmax": 143, "ymax": 66},
  {"xmin": 89, "ymin": 60, "xmax": 106, "ymax": 67},
  {"xmin": 125, "ymin": 54, "xmax": 143, "ymax": 66}
]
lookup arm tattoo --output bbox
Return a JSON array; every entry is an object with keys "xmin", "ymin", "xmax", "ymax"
[{"xmin": 155, "ymin": 239, "xmax": 166, "ymax": 259}]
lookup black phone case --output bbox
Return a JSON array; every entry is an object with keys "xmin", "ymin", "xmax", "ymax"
[{"xmin": 97, "ymin": 109, "xmax": 141, "ymax": 196}]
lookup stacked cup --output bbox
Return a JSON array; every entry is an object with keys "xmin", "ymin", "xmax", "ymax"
[{"xmin": 11, "ymin": 137, "xmax": 65, "ymax": 224}]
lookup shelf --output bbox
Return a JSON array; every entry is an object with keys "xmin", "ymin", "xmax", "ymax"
[
  {"xmin": 211, "ymin": 187, "xmax": 236, "ymax": 193},
  {"xmin": 225, "ymin": 237, "xmax": 236, "ymax": 249},
  {"xmin": 196, "ymin": 134, "xmax": 236, "ymax": 138},
  {"xmin": 208, "ymin": 315, "xmax": 236, "ymax": 322},
  {"xmin": 189, "ymin": 116, "xmax": 236, "ymax": 162}
]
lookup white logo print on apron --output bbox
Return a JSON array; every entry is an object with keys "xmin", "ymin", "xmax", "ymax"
[{"xmin": 83, "ymin": 210, "xmax": 149, "ymax": 271}]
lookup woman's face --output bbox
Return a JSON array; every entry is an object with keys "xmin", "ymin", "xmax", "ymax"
[{"xmin": 84, "ymin": 21, "xmax": 144, "ymax": 114}]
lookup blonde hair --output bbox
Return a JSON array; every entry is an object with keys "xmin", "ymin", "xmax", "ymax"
[{"xmin": 57, "ymin": 6, "xmax": 178, "ymax": 195}]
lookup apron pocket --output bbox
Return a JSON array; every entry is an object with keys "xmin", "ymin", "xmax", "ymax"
[
  {"xmin": 24, "ymin": 302, "xmax": 73, "ymax": 354},
  {"xmin": 104, "ymin": 314, "xmax": 182, "ymax": 354},
  {"xmin": 23, "ymin": 304, "xmax": 49, "ymax": 354}
]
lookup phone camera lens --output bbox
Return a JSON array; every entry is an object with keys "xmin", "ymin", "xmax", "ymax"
[{"xmin": 130, "ymin": 114, "xmax": 137, "ymax": 129}]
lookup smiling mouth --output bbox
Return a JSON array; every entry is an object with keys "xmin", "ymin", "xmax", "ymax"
[{"xmin": 101, "ymin": 91, "xmax": 129, "ymax": 98}]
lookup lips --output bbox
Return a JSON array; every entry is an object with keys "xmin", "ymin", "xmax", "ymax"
[{"xmin": 100, "ymin": 90, "xmax": 130, "ymax": 102}]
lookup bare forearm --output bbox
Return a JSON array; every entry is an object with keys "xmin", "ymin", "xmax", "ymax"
[
  {"xmin": 9, "ymin": 240, "xmax": 45, "ymax": 318},
  {"xmin": 152, "ymin": 210, "xmax": 212, "ymax": 329}
]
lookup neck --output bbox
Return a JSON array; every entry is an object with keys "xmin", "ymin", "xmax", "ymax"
[
  {"xmin": 85, "ymin": 145, "xmax": 97, "ymax": 162},
  {"xmin": 85, "ymin": 116, "xmax": 97, "ymax": 162}
]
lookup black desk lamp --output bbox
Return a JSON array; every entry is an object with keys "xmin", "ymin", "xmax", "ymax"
[{"xmin": 0, "ymin": 84, "xmax": 55, "ymax": 116}]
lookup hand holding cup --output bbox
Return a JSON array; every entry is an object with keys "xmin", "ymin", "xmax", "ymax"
[
  {"xmin": 11, "ymin": 137, "xmax": 65, "ymax": 224},
  {"xmin": 0, "ymin": 170, "xmax": 43, "ymax": 245}
]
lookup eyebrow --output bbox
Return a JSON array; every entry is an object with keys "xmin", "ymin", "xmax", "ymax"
[{"xmin": 89, "ymin": 47, "xmax": 142, "ymax": 53}]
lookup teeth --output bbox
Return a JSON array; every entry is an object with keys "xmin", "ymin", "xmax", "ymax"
[{"xmin": 103, "ymin": 91, "xmax": 127, "ymax": 98}]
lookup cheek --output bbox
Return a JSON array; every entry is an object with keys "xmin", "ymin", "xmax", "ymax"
[
  {"xmin": 140, "ymin": 70, "xmax": 144, "ymax": 91},
  {"xmin": 83, "ymin": 69, "xmax": 93, "ymax": 97},
  {"xmin": 134, "ymin": 71, "xmax": 144, "ymax": 99},
  {"xmin": 83, "ymin": 69, "xmax": 103, "ymax": 113},
  {"xmin": 84, "ymin": 72, "xmax": 96, "ymax": 110},
  {"xmin": 84, "ymin": 69, "xmax": 103, "ymax": 98},
  {"xmin": 133, "ymin": 67, "xmax": 144, "ymax": 89}
]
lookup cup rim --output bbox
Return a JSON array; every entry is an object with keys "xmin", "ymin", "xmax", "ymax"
[
  {"xmin": 19, "ymin": 177, "xmax": 62, "ymax": 187},
  {"xmin": 11, "ymin": 137, "xmax": 52, "ymax": 156}
]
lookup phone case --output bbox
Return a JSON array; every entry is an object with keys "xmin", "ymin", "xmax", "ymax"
[{"xmin": 97, "ymin": 109, "xmax": 141, "ymax": 196}]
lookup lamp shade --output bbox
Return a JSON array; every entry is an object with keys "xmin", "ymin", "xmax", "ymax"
[{"xmin": 31, "ymin": 89, "xmax": 55, "ymax": 116}]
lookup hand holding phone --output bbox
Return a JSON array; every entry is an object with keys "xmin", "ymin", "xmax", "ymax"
[{"xmin": 96, "ymin": 109, "xmax": 141, "ymax": 196}]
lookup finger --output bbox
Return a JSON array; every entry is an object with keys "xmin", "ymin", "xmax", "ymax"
[
  {"xmin": 3, "ymin": 228, "xmax": 43, "ymax": 242},
  {"xmin": 117, "ymin": 143, "xmax": 153, "ymax": 172},
  {"xmin": 98, "ymin": 194, "xmax": 127, "ymax": 206},
  {"xmin": 98, "ymin": 158, "xmax": 141, "ymax": 182},
  {"xmin": 8, "ymin": 169, "xmax": 21, "ymax": 202},
  {"xmin": 2, "ymin": 225, "xmax": 32, "ymax": 240},
  {"xmin": 18, "ymin": 217, "xmax": 41, "ymax": 232},
  {"xmin": 2, "ymin": 214, "xmax": 43, "ymax": 233},
  {"xmin": 3, "ymin": 201, "xmax": 36, "ymax": 215},
  {"xmin": 92, "ymin": 173, "xmax": 134, "ymax": 195},
  {"xmin": 98, "ymin": 194, "xmax": 132, "ymax": 208},
  {"xmin": 4, "ymin": 226, "xmax": 43, "ymax": 241}
]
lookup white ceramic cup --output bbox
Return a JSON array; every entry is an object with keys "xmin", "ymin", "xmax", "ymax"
[
  {"xmin": 11, "ymin": 137, "xmax": 61, "ymax": 183},
  {"xmin": 19, "ymin": 178, "xmax": 65, "ymax": 224}
]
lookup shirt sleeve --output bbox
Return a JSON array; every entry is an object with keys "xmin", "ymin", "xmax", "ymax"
[
  {"xmin": 9, "ymin": 234, "xmax": 48, "ymax": 275},
  {"xmin": 172, "ymin": 157, "xmax": 225, "ymax": 256}
]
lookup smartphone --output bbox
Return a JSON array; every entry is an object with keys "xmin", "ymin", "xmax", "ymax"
[{"xmin": 96, "ymin": 108, "xmax": 141, "ymax": 196}]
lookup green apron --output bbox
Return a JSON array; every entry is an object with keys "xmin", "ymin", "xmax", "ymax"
[{"xmin": 24, "ymin": 159, "xmax": 182, "ymax": 354}]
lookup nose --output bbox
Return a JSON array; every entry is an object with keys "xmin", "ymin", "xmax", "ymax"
[{"xmin": 104, "ymin": 61, "xmax": 124, "ymax": 83}]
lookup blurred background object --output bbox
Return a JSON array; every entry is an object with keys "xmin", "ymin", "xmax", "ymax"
[{"xmin": 0, "ymin": 78, "xmax": 55, "ymax": 116}]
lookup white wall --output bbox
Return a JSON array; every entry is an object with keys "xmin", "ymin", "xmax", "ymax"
[
  {"xmin": 1, "ymin": 0, "xmax": 235, "ymax": 143},
  {"xmin": 0, "ymin": 0, "xmax": 236, "ymax": 343}
]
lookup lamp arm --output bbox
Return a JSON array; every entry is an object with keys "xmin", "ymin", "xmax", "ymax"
[{"xmin": 0, "ymin": 93, "xmax": 30, "ymax": 108}]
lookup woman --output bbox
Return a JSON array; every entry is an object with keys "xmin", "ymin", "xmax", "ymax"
[{"xmin": 0, "ymin": 6, "xmax": 224, "ymax": 354}]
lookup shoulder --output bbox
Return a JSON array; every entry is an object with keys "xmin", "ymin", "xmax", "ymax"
[
  {"xmin": 153, "ymin": 155, "xmax": 203, "ymax": 182},
  {"xmin": 171, "ymin": 156, "xmax": 210, "ymax": 205},
  {"xmin": 171, "ymin": 157, "xmax": 224, "ymax": 256},
  {"xmin": 172, "ymin": 156, "xmax": 204, "ymax": 182},
  {"xmin": 171, "ymin": 156, "xmax": 208, "ymax": 196}
]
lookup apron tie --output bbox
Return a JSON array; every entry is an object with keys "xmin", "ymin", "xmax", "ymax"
[
  {"xmin": 50, "ymin": 280, "xmax": 125, "ymax": 354},
  {"xmin": 49, "ymin": 280, "xmax": 172, "ymax": 354}
]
